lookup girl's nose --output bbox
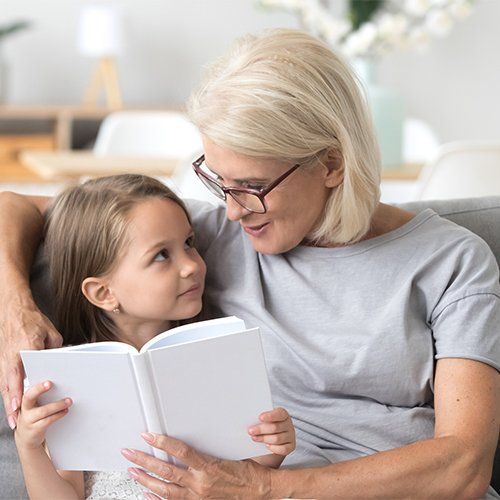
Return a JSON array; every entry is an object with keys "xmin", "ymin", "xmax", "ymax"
[{"xmin": 179, "ymin": 253, "xmax": 201, "ymax": 279}]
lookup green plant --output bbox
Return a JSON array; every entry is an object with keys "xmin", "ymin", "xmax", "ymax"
[
  {"xmin": 349, "ymin": 0, "xmax": 384, "ymax": 31},
  {"xmin": 0, "ymin": 21, "xmax": 30, "ymax": 42}
]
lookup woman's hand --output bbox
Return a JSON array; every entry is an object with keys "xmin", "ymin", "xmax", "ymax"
[
  {"xmin": 122, "ymin": 433, "xmax": 274, "ymax": 499},
  {"xmin": 248, "ymin": 407, "xmax": 296, "ymax": 457},
  {"xmin": 0, "ymin": 293, "xmax": 62, "ymax": 429},
  {"xmin": 15, "ymin": 380, "xmax": 72, "ymax": 451}
]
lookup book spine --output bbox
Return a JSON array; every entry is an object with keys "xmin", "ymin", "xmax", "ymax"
[{"xmin": 131, "ymin": 354, "xmax": 172, "ymax": 464}]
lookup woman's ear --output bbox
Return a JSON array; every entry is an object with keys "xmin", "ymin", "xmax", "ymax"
[
  {"xmin": 81, "ymin": 277, "xmax": 117, "ymax": 312},
  {"xmin": 323, "ymin": 149, "xmax": 344, "ymax": 188}
]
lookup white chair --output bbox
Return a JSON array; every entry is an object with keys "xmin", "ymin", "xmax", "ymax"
[
  {"xmin": 94, "ymin": 110, "xmax": 202, "ymax": 159},
  {"xmin": 403, "ymin": 117, "xmax": 440, "ymax": 165},
  {"xmin": 416, "ymin": 141, "xmax": 500, "ymax": 200},
  {"xmin": 94, "ymin": 111, "xmax": 216, "ymax": 202}
]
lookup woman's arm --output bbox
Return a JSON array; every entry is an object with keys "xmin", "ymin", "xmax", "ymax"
[
  {"xmin": 0, "ymin": 192, "xmax": 61, "ymax": 427},
  {"xmin": 124, "ymin": 358, "xmax": 499, "ymax": 498}
]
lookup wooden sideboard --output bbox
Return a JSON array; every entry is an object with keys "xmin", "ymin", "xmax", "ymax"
[{"xmin": 0, "ymin": 105, "xmax": 181, "ymax": 181}]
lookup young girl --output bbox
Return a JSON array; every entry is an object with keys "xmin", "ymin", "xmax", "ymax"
[{"xmin": 14, "ymin": 174, "xmax": 295, "ymax": 499}]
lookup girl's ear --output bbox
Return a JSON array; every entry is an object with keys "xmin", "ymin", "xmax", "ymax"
[
  {"xmin": 81, "ymin": 277, "xmax": 117, "ymax": 312},
  {"xmin": 323, "ymin": 149, "xmax": 344, "ymax": 189}
]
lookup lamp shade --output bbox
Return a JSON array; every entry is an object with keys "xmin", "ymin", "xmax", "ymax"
[{"xmin": 77, "ymin": 3, "xmax": 123, "ymax": 57}]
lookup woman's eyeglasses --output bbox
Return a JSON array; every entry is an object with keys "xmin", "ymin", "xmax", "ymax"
[{"xmin": 192, "ymin": 154, "xmax": 300, "ymax": 214}]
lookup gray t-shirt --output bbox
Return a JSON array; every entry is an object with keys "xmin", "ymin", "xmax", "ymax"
[{"xmin": 188, "ymin": 201, "xmax": 500, "ymax": 496}]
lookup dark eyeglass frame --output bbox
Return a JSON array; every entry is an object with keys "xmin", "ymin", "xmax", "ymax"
[{"xmin": 192, "ymin": 154, "xmax": 300, "ymax": 214}]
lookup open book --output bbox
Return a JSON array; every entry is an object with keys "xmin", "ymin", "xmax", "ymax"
[{"xmin": 21, "ymin": 316, "xmax": 273, "ymax": 471}]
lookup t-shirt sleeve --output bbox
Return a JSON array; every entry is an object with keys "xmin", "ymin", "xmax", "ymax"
[{"xmin": 430, "ymin": 235, "xmax": 500, "ymax": 371}]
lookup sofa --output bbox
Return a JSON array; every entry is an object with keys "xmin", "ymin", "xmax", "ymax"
[{"xmin": 1, "ymin": 196, "xmax": 499, "ymax": 499}]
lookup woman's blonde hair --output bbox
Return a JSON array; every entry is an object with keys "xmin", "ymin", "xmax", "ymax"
[
  {"xmin": 187, "ymin": 28, "xmax": 381, "ymax": 245},
  {"xmin": 44, "ymin": 174, "xmax": 190, "ymax": 345}
]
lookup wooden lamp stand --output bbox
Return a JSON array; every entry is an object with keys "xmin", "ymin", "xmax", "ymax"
[{"xmin": 83, "ymin": 57, "xmax": 122, "ymax": 109}]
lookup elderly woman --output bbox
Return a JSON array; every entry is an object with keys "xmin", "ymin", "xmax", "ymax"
[{"xmin": 0, "ymin": 29, "xmax": 499, "ymax": 498}]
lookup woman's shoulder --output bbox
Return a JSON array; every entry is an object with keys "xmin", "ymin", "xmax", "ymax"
[
  {"xmin": 184, "ymin": 199, "xmax": 241, "ymax": 255},
  {"xmin": 376, "ymin": 203, "xmax": 492, "ymax": 253}
]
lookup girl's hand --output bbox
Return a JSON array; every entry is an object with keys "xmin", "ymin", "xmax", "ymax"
[
  {"xmin": 248, "ymin": 407, "xmax": 296, "ymax": 456},
  {"xmin": 14, "ymin": 380, "xmax": 72, "ymax": 451}
]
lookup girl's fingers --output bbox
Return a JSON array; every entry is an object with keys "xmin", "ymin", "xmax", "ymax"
[
  {"xmin": 22, "ymin": 381, "xmax": 52, "ymax": 410},
  {"xmin": 33, "ymin": 407, "xmax": 69, "ymax": 430},
  {"xmin": 259, "ymin": 407, "xmax": 289, "ymax": 423},
  {"xmin": 266, "ymin": 443, "xmax": 295, "ymax": 456},
  {"xmin": 252, "ymin": 430, "xmax": 293, "ymax": 445},
  {"xmin": 28, "ymin": 398, "xmax": 72, "ymax": 424},
  {"xmin": 248, "ymin": 420, "xmax": 289, "ymax": 436}
]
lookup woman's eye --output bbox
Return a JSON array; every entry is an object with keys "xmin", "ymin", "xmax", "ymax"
[
  {"xmin": 242, "ymin": 183, "xmax": 265, "ymax": 191},
  {"xmin": 153, "ymin": 249, "xmax": 170, "ymax": 262}
]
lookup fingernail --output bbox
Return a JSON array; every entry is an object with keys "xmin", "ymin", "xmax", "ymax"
[
  {"xmin": 128, "ymin": 467, "xmax": 139, "ymax": 478},
  {"xmin": 64, "ymin": 398, "xmax": 72, "ymax": 406},
  {"xmin": 11, "ymin": 398, "xmax": 19, "ymax": 412},
  {"xmin": 141, "ymin": 432, "xmax": 154, "ymax": 443},
  {"xmin": 8, "ymin": 415, "xmax": 16, "ymax": 430},
  {"xmin": 121, "ymin": 448, "xmax": 136, "ymax": 458},
  {"xmin": 43, "ymin": 381, "xmax": 51, "ymax": 389},
  {"xmin": 248, "ymin": 427, "xmax": 256, "ymax": 435}
]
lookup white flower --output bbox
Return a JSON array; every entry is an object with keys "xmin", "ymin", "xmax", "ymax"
[
  {"xmin": 449, "ymin": 0, "xmax": 473, "ymax": 19},
  {"xmin": 404, "ymin": 0, "xmax": 430, "ymax": 17},
  {"xmin": 300, "ymin": 3, "xmax": 323, "ymax": 32},
  {"xmin": 258, "ymin": 0, "xmax": 475, "ymax": 57},
  {"xmin": 358, "ymin": 22, "xmax": 378, "ymax": 46},
  {"xmin": 407, "ymin": 26, "xmax": 432, "ymax": 51},
  {"xmin": 342, "ymin": 31, "xmax": 374, "ymax": 57},
  {"xmin": 320, "ymin": 17, "xmax": 351, "ymax": 46},
  {"xmin": 425, "ymin": 9, "xmax": 453, "ymax": 36}
]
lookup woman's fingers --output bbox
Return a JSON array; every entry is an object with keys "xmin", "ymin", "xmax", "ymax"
[
  {"xmin": 0, "ymin": 300, "xmax": 62, "ymax": 422},
  {"xmin": 121, "ymin": 448, "xmax": 189, "ymax": 488},
  {"xmin": 142, "ymin": 432, "xmax": 208, "ymax": 471},
  {"xmin": 127, "ymin": 467, "xmax": 188, "ymax": 499}
]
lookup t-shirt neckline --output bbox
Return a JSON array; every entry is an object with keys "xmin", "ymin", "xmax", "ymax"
[{"xmin": 287, "ymin": 208, "xmax": 437, "ymax": 258}]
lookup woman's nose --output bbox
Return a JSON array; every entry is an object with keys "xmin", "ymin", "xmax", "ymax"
[{"xmin": 225, "ymin": 195, "xmax": 249, "ymax": 222}]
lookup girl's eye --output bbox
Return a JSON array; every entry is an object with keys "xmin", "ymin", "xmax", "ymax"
[
  {"xmin": 153, "ymin": 249, "xmax": 170, "ymax": 262},
  {"xmin": 184, "ymin": 235, "xmax": 195, "ymax": 249}
]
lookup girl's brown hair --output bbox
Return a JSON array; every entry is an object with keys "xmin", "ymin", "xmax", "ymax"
[{"xmin": 44, "ymin": 174, "xmax": 190, "ymax": 346}]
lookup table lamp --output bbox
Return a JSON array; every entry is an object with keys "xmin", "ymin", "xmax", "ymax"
[{"xmin": 77, "ymin": 2, "xmax": 123, "ymax": 108}]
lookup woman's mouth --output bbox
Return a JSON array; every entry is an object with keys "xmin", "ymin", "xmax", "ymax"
[{"xmin": 242, "ymin": 222, "xmax": 269, "ymax": 237}]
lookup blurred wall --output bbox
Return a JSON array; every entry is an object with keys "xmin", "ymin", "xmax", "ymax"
[{"xmin": 0, "ymin": 0, "xmax": 499, "ymax": 143}]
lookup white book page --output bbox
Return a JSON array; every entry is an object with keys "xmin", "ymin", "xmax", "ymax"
[
  {"xmin": 21, "ymin": 350, "xmax": 150, "ymax": 471},
  {"xmin": 140, "ymin": 316, "xmax": 245, "ymax": 353},
  {"xmin": 147, "ymin": 328, "xmax": 273, "ymax": 463},
  {"xmin": 60, "ymin": 342, "xmax": 137, "ymax": 353}
]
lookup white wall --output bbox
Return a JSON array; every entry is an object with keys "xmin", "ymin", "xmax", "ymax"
[{"xmin": 1, "ymin": 0, "xmax": 499, "ymax": 143}]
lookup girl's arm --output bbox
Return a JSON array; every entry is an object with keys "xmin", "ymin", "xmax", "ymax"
[
  {"xmin": 0, "ymin": 192, "xmax": 61, "ymax": 428},
  {"xmin": 16, "ymin": 447, "xmax": 84, "ymax": 500},
  {"xmin": 15, "ymin": 380, "xmax": 84, "ymax": 499}
]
